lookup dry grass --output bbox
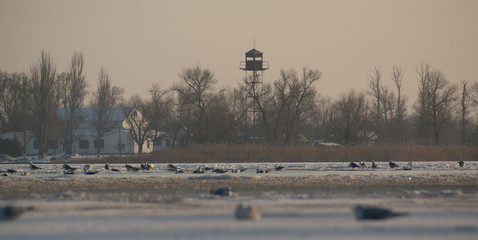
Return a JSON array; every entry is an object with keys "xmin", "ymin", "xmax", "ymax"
[{"xmin": 65, "ymin": 143, "xmax": 478, "ymax": 164}]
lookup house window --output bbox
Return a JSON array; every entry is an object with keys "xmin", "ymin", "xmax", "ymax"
[
  {"xmin": 79, "ymin": 140, "xmax": 89, "ymax": 149},
  {"xmin": 33, "ymin": 140, "xmax": 39, "ymax": 150},
  {"xmin": 94, "ymin": 139, "xmax": 104, "ymax": 149}
]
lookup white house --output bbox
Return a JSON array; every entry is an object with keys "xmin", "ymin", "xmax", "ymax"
[{"xmin": 1, "ymin": 107, "xmax": 153, "ymax": 156}]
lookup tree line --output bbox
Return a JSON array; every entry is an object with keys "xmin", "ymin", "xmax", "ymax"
[{"xmin": 1, "ymin": 51, "xmax": 478, "ymax": 157}]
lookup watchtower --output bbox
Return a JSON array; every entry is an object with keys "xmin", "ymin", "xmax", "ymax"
[{"xmin": 240, "ymin": 48, "xmax": 269, "ymax": 139}]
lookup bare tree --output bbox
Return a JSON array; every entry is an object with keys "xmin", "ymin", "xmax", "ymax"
[
  {"xmin": 391, "ymin": 64, "xmax": 407, "ymax": 140},
  {"xmin": 414, "ymin": 64, "xmax": 457, "ymax": 145},
  {"xmin": 324, "ymin": 90, "xmax": 371, "ymax": 144},
  {"xmin": 123, "ymin": 95, "xmax": 153, "ymax": 154},
  {"xmin": 414, "ymin": 61, "xmax": 432, "ymax": 142},
  {"xmin": 31, "ymin": 51, "xmax": 58, "ymax": 158},
  {"xmin": 90, "ymin": 67, "xmax": 124, "ymax": 156},
  {"xmin": 367, "ymin": 66, "xmax": 383, "ymax": 138},
  {"xmin": 172, "ymin": 65, "xmax": 225, "ymax": 144},
  {"xmin": 60, "ymin": 52, "xmax": 88, "ymax": 154},
  {"xmin": 459, "ymin": 81, "xmax": 473, "ymax": 144},
  {"xmin": 145, "ymin": 84, "xmax": 172, "ymax": 139}
]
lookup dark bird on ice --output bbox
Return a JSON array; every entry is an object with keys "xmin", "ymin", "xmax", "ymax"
[
  {"xmin": 0, "ymin": 205, "xmax": 34, "ymax": 221},
  {"xmin": 403, "ymin": 161, "xmax": 413, "ymax": 171},
  {"xmin": 458, "ymin": 160, "xmax": 465, "ymax": 168},
  {"xmin": 213, "ymin": 168, "xmax": 228, "ymax": 174},
  {"xmin": 84, "ymin": 170, "xmax": 99, "ymax": 175},
  {"xmin": 29, "ymin": 162, "xmax": 42, "ymax": 171},
  {"xmin": 360, "ymin": 161, "xmax": 367, "ymax": 168},
  {"xmin": 193, "ymin": 167, "xmax": 205, "ymax": 174},
  {"xmin": 388, "ymin": 160, "xmax": 399, "ymax": 169},
  {"xmin": 125, "ymin": 164, "xmax": 140, "ymax": 172},
  {"xmin": 105, "ymin": 163, "xmax": 120, "ymax": 172},
  {"xmin": 349, "ymin": 162, "xmax": 360, "ymax": 168},
  {"xmin": 275, "ymin": 166, "xmax": 285, "ymax": 171},
  {"xmin": 256, "ymin": 169, "xmax": 269, "ymax": 173},
  {"xmin": 167, "ymin": 164, "xmax": 179, "ymax": 171},
  {"xmin": 234, "ymin": 168, "xmax": 248, "ymax": 173},
  {"xmin": 354, "ymin": 205, "xmax": 407, "ymax": 220},
  {"xmin": 371, "ymin": 160, "xmax": 377, "ymax": 169},
  {"xmin": 63, "ymin": 164, "xmax": 78, "ymax": 171},
  {"xmin": 210, "ymin": 187, "xmax": 232, "ymax": 197}
]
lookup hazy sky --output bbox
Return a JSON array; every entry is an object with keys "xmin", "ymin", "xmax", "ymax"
[{"xmin": 1, "ymin": 0, "xmax": 477, "ymax": 102}]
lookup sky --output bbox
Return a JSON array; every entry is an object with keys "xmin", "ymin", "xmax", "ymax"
[{"xmin": 1, "ymin": 0, "xmax": 477, "ymax": 103}]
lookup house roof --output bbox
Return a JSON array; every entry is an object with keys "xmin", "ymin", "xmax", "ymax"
[
  {"xmin": 245, "ymin": 48, "xmax": 263, "ymax": 57},
  {"xmin": 58, "ymin": 107, "xmax": 134, "ymax": 122}
]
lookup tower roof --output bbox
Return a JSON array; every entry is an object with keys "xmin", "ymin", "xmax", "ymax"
[{"xmin": 245, "ymin": 48, "xmax": 263, "ymax": 57}]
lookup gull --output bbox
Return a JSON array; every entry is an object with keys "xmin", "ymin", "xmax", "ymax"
[
  {"xmin": 167, "ymin": 164, "xmax": 179, "ymax": 171},
  {"xmin": 213, "ymin": 168, "xmax": 228, "ymax": 173},
  {"xmin": 125, "ymin": 164, "xmax": 140, "ymax": 172},
  {"xmin": 458, "ymin": 160, "xmax": 464, "ymax": 168},
  {"xmin": 63, "ymin": 164, "xmax": 78, "ymax": 171},
  {"xmin": 371, "ymin": 160, "xmax": 377, "ymax": 169},
  {"xmin": 235, "ymin": 204, "xmax": 261, "ymax": 220},
  {"xmin": 0, "ymin": 205, "xmax": 34, "ymax": 221},
  {"xmin": 176, "ymin": 169, "xmax": 188, "ymax": 174},
  {"xmin": 275, "ymin": 166, "xmax": 285, "ymax": 171},
  {"xmin": 354, "ymin": 205, "xmax": 407, "ymax": 220},
  {"xmin": 193, "ymin": 167, "xmax": 205, "ymax": 174},
  {"xmin": 105, "ymin": 163, "xmax": 120, "ymax": 172},
  {"xmin": 234, "ymin": 168, "xmax": 248, "ymax": 173},
  {"xmin": 256, "ymin": 169, "xmax": 269, "ymax": 173},
  {"xmin": 210, "ymin": 187, "xmax": 232, "ymax": 197},
  {"xmin": 30, "ymin": 162, "xmax": 42, "ymax": 171},
  {"xmin": 349, "ymin": 162, "xmax": 360, "ymax": 168},
  {"xmin": 83, "ymin": 164, "xmax": 93, "ymax": 172},
  {"xmin": 388, "ymin": 160, "xmax": 399, "ymax": 169},
  {"xmin": 403, "ymin": 161, "xmax": 413, "ymax": 171},
  {"xmin": 146, "ymin": 162, "xmax": 154, "ymax": 170},
  {"xmin": 360, "ymin": 161, "xmax": 367, "ymax": 168}
]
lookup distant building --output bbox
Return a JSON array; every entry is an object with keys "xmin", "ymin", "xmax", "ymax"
[{"xmin": 1, "ymin": 107, "xmax": 153, "ymax": 156}]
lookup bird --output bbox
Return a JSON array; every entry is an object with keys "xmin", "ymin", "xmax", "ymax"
[
  {"xmin": 256, "ymin": 169, "xmax": 269, "ymax": 173},
  {"xmin": 21, "ymin": 172, "xmax": 30, "ymax": 176},
  {"xmin": 193, "ymin": 167, "xmax": 205, "ymax": 174},
  {"xmin": 388, "ymin": 160, "xmax": 399, "ymax": 169},
  {"xmin": 176, "ymin": 169, "xmax": 188, "ymax": 174},
  {"xmin": 167, "ymin": 164, "xmax": 179, "ymax": 171},
  {"xmin": 3, "ymin": 173, "xmax": 9, "ymax": 177},
  {"xmin": 213, "ymin": 168, "xmax": 228, "ymax": 174},
  {"xmin": 275, "ymin": 166, "xmax": 285, "ymax": 171},
  {"xmin": 235, "ymin": 204, "xmax": 261, "ymax": 220},
  {"xmin": 403, "ymin": 161, "xmax": 413, "ymax": 171},
  {"xmin": 105, "ymin": 163, "xmax": 120, "ymax": 172},
  {"xmin": 458, "ymin": 160, "xmax": 464, "ymax": 168},
  {"xmin": 84, "ymin": 170, "xmax": 99, "ymax": 175},
  {"xmin": 210, "ymin": 187, "xmax": 232, "ymax": 197},
  {"xmin": 354, "ymin": 205, "xmax": 407, "ymax": 220},
  {"xmin": 360, "ymin": 161, "xmax": 367, "ymax": 168},
  {"xmin": 30, "ymin": 162, "xmax": 42, "ymax": 171},
  {"xmin": 6, "ymin": 169, "xmax": 18, "ymax": 174},
  {"xmin": 349, "ymin": 162, "xmax": 360, "ymax": 168},
  {"xmin": 125, "ymin": 164, "xmax": 140, "ymax": 172},
  {"xmin": 63, "ymin": 164, "xmax": 78, "ymax": 171},
  {"xmin": 83, "ymin": 164, "xmax": 93, "ymax": 172},
  {"xmin": 146, "ymin": 162, "xmax": 154, "ymax": 170},
  {"xmin": 234, "ymin": 168, "xmax": 248, "ymax": 173},
  {"xmin": 0, "ymin": 205, "xmax": 34, "ymax": 220},
  {"xmin": 371, "ymin": 160, "xmax": 378, "ymax": 169}
]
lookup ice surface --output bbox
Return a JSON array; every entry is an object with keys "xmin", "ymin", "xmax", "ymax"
[{"xmin": 1, "ymin": 161, "xmax": 477, "ymax": 239}]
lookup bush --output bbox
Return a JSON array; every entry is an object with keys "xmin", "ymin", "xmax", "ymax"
[{"xmin": 0, "ymin": 138, "xmax": 22, "ymax": 157}]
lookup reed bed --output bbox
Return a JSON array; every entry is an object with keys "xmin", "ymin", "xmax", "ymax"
[{"xmin": 66, "ymin": 143, "xmax": 478, "ymax": 164}]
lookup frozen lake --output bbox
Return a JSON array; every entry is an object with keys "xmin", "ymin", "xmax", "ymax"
[{"xmin": 1, "ymin": 161, "xmax": 478, "ymax": 239}]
